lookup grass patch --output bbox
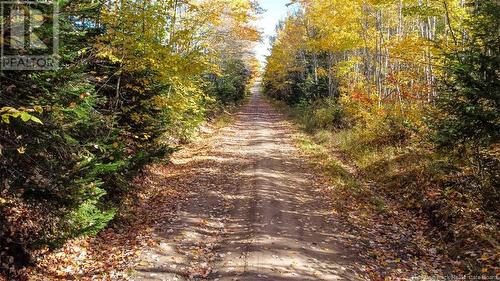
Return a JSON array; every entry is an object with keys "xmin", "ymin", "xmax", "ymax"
[
  {"xmin": 213, "ymin": 111, "xmax": 236, "ymax": 129},
  {"xmin": 292, "ymin": 131, "xmax": 376, "ymax": 210}
]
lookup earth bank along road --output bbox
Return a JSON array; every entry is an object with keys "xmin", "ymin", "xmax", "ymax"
[{"xmin": 133, "ymin": 83, "xmax": 367, "ymax": 281}]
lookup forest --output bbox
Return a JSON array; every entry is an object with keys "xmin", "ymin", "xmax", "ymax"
[
  {"xmin": 263, "ymin": 0, "xmax": 498, "ymax": 276},
  {"xmin": 0, "ymin": 0, "xmax": 498, "ymax": 280},
  {"xmin": 1, "ymin": 0, "xmax": 260, "ymax": 278}
]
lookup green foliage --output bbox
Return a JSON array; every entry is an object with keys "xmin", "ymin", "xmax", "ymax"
[
  {"xmin": 430, "ymin": 0, "xmax": 500, "ymax": 228},
  {"xmin": 293, "ymin": 98, "xmax": 352, "ymax": 132},
  {"xmin": 1, "ymin": 107, "xmax": 43, "ymax": 125},
  {"xmin": 433, "ymin": 0, "xmax": 500, "ymax": 150},
  {"xmin": 64, "ymin": 181, "xmax": 116, "ymax": 238},
  {"xmin": 209, "ymin": 59, "xmax": 252, "ymax": 106}
]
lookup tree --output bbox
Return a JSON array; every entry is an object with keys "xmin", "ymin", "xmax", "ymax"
[
  {"xmin": 433, "ymin": 0, "xmax": 500, "ymax": 150},
  {"xmin": 431, "ymin": 0, "xmax": 499, "ymax": 199}
]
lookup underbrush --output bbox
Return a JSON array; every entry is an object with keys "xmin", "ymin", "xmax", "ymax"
[
  {"xmin": 272, "ymin": 95, "xmax": 499, "ymax": 274},
  {"xmin": 293, "ymin": 98, "xmax": 354, "ymax": 132}
]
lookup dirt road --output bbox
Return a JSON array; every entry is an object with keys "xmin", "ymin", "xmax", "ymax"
[{"xmin": 133, "ymin": 84, "xmax": 366, "ymax": 281}]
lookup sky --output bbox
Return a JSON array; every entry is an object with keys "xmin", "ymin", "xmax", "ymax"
[{"xmin": 254, "ymin": 0, "xmax": 293, "ymax": 66}]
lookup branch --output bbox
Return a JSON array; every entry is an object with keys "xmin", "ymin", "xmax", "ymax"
[{"xmin": 443, "ymin": 0, "xmax": 459, "ymax": 46}]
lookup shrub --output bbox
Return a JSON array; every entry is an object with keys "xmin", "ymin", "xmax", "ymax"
[{"xmin": 293, "ymin": 97, "xmax": 353, "ymax": 132}]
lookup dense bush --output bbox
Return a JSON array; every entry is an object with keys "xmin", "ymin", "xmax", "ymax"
[
  {"xmin": 433, "ymin": 1, "xmax": 500, "ymax": 151},
  {"xmin": 292, "ymin": 98, "xmax": 352, "ymax": 132},
  {"xmin": 431, "ymin": 0, "xmax": 500, "ymax": 226},
  {"xmin": 1, "ymin": 5, "xmax": 119, "ymax": 269},
  {"xmin": 209, "ymin": 59, "xmax": 253, "ymax": 106}
]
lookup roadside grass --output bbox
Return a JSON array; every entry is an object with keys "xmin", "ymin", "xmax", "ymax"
[
  {"xmin": 294, "ymin": 128, "xmax": 388, "ymax": 209},
  {"xmin": 213, "ymin": 110, "xmax": 237, "ymax": 129}
]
